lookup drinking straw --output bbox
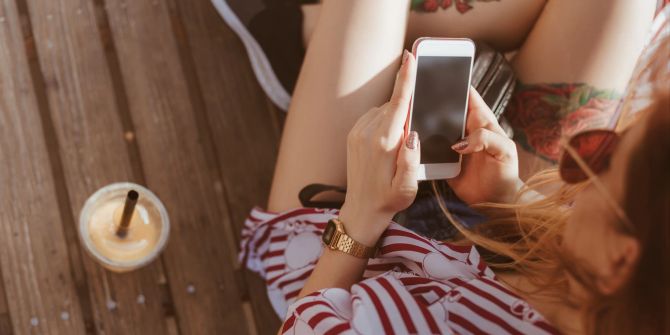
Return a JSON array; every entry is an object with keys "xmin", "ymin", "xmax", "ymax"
[{"xmin": 116, "ymin": 190, "xmax": 139, "ymax": 238}]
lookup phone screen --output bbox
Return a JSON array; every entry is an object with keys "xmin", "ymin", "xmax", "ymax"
[{"xmin": 412, "ymin": 56, "xmax": 472, "ymax": 164}]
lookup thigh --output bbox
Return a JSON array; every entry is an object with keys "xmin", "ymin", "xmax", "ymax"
[
  {"xmin": 304, "ymin": 1, "xmax": 548, "ymax": 54},
  {"xmin": 508, "ymin": 0, "xmax": 656, "ymax": 175},
  {"xmin": 511, "ymin": 0, "xmax": 656, "ymax": 90},
  {"xmin": 406, "ymin": 0, "xmax": 548, "ymax": 51},
  {"xmin": 267, "ymin": 0, "xmax": 410, "ymax": 212}
]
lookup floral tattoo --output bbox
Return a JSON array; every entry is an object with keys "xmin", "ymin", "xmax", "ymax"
[
  {"xmin": 411, "ymin": 0, "xmax": 500, "ymax": 14},
  {"xmin": 506, "ymin": 83, "xmax": 622, "ymax": 162}
]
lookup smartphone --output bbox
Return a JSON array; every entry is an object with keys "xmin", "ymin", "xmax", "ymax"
[{"xmin": 407, "ymin": 38, "xmax": 475, "ymax": 180}]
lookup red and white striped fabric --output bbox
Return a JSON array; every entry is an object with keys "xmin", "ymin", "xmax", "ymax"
[{"xmin": 240, "ymin": 207, "xmax": 559, "ymax": 335}]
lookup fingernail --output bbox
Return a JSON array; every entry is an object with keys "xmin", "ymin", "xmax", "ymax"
[
  {"xmin": 401, "ymin": 50, "xmax": 410, "ymax": 66},
  {"xmin": 406, "ymin": 131, "xmax": 418, "ymax": 150},
  {"xmin": 451, "ymin": 139, "xmax": 468, "ymax": 151}
]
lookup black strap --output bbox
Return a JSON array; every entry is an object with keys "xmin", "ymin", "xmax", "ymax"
[{"xmin": 298, "ymin": 183, "xmax": 347, "ymax": 209}]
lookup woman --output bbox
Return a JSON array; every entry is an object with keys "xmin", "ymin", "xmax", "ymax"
[
  {"xmin": 216, "ymin": 0, "xmax": 655, "ymax": 175},
  {"xmin": 240, "ymin": 1, "xmax": 669, "ymax": 334}
]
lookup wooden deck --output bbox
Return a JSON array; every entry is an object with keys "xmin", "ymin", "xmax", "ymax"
[{"xmin": 0, "ymin": 0, "xmax": 284, "ymax": 333}]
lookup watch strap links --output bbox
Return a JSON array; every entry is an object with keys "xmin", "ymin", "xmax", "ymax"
[{"xmin": 325, "ymin": 218, "xmax": 378, "ymax": 259}]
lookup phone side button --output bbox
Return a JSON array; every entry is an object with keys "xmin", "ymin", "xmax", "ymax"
[{"xmin": 417, "ymin": 164, "xmax": 427, "ymax": 181}]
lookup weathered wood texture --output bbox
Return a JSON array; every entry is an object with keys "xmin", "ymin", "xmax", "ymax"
[
  {"xmin": 0, "ymin": 267, "xmax": 12, "ymax": 334},
  {"xmin": 0, "ymin": 0, "xmax": 87, "ymax": 333},
  {"xmin": 168, "ymin": 0, "xmax": 283, "ymax": 333},
  {"xmin": 0, "ymin": 0, "xmax": 283, "ymax": 333},
  {"xmin": 101, "ymin": 0, "xmax": 271, "ymax": 333},
  {"xmin": 21, "ymin": 0, "xmax": 175, "ymax": 333}
]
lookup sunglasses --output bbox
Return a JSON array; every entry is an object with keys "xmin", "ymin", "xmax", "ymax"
[
  {"xmin": 559, "ymin": 129, "xmax": 619, "ymax": 184},
  {"xmin": 558, "ymin": 129, "xmax": 634, "ymax": 233}
]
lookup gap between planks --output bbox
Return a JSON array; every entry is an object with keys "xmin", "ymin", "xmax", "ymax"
[
  {"xmin": 6, "ymin": 0, "xmax": 280, "ymax": 333},
  {"xmin": 90, "ymin": 0, "xmax": 182, "ymax": 330},
  {"xmin": 163, "ymin": 0, "xmax": 258, "ymax": 333},
  {"xmin": 0, "ymin": 265, "xmax": 14, "ymax": 335},
  {"xmin": 14, "ymin": 0, "xmax": 96, "ymax": 332},
  {"xmin": 15, "ymin": 0, "xmax": 181, "ymax": 333},
  {"xmin": 165, "ymin": 0, "xmax": 286, "ymax": 333},
  {"xmin": 99, "ymin": 0, "xmax": 253, "ymax": 332}
]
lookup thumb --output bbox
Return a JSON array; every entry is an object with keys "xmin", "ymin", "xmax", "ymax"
[
  {"xmin": 392, "ymin": 131, "xmax": 421, "ymax": 196},
  {"xmin": 451, "ymin": 128, "xmax": 515, "ymax": 161}
]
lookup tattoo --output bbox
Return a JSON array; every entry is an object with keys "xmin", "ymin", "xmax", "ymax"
[
  {"xmin": 411, "ymin": 0, "xmax": 500, "ymax": 14},
  {"xmin": 506, "ymin": 83, "xmax": 622, "ymax": 162}
]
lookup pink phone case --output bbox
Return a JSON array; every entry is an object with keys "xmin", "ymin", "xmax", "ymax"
[{"xmin": 404, "ymin": 37, "xmax": 474, "ymax": 138}]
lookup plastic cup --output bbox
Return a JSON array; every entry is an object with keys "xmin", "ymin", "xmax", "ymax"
[{"xmin": 78, "ymin": 182, "xmax": 170, "ymax": 272}]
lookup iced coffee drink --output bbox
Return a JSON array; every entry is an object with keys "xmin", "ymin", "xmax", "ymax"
[{"xmin": 79, "ymin": 183, "xmax": 169, "ymax": 272}]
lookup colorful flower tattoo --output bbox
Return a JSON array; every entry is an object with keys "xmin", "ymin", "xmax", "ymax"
[
  {"xmin": 506, "ymin": 83, "xmax": 622, "ymax": 162},
  {"xmin": 411, "ymin": 0, "xmax": 500, "ymax": 14}
]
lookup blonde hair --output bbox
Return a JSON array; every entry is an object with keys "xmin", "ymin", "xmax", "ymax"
[
  {"xmin": 432, "ymin": 32, "xmax": 670, "ymax": 334},
  {"xmin": 431, "ymin": 170, "xmax": 586, "ymax": 292},
  {"xmin": 433, "ymin": 105, "xmax": 668, "ymax": 333}
]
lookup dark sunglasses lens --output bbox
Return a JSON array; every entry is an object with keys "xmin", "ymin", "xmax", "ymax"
[{"xmin": 560, "ymin": 131, "xmax": 619, "ymax": 184}]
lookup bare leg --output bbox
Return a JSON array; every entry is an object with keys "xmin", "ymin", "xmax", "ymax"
[
  {"xmin": 508, "ymin": 0, "xmax": 656, "ymax": 177},
  {"xmin": 405, "ymin": 0, "xmax": 547, "ymax": 51},
  {"xmin": 268, "ymin": 0, "xmax": 410, "ymax": 212},
  {"xmin": 302, "ymin": 1, "xmax": 547, "ymax": 51},
  {"xmin": 511, "ymin": 0, "xmax": 655, "ymax": 90},
  {"xmin": 293, "ymin": 0, "xmax": 655, "ymax": 185},
  {"xmin": 302, "ymin": 0, "xmax": 654, "ymax": 86},
  {"xmin": 301, "ymin": 3, "xmax": 320, "ymax": 48}
]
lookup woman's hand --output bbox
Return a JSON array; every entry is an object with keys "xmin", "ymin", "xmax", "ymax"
[
  {"xmin": 339, "ymin": 51, "xmax": 420, "ymax": 245},
  {"xmin": 298, "ymin": 53, "xmax": 418, "ymax": 300},
  {"xmin": 447, "ymin": 88, "xmax": 522, "ymax": 204}
]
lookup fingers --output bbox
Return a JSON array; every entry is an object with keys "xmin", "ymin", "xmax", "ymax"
[
  {"xmin": 349, "ymin": 105, "xmax": 381, "ymax": 136},
  {"xmin": 452, "ymin": 128, "xmax": 516, "ymax": 161},
  {"xmin": 389, "ymin": 50, "xmax": 417, "ymax": 108},
  {"xmin": 466, "ymin": 87, "xmax": 507, "ymax": 136},
  {"xmin": 387, "ymin": 50, "xmax": 417, "ymax": 135},
  {"xmin": 392, "ymin": 131, "xmax": 420, "ymax": 201}
]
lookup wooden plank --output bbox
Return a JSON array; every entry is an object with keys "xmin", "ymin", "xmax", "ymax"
[
  {"xmin": 0, "ymin": 266, "xmax": 14, "ymax": 335},
  {"xmin": 168, "ymin": 0, "xmax": 284, "ymax": 333},
  {"xmin": 20, "ymin": 0, "xmax": 175, "ymax": 333},
  {"xmin": 0, "ymin": 0, "xmax": 87, "ymax": 333},
  {"xmin": 102, "ymin": 0, "xmax": 251, "ymax": 333}
]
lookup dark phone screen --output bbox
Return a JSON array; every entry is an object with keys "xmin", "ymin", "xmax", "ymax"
[{"xmin": 412, "ymin": 56, "xmax": 472, "ymax": 163}]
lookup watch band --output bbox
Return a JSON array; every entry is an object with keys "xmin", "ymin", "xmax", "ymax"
[{"xmin": 322, "ymin": 218, "xmax": 378, "ymax": 259}]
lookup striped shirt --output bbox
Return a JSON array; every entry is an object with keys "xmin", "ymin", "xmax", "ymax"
[
  {"xmin": 238, "ymin": 6, "xmax": 670, "ymax": 334},
  {"xmin": 240, "ymin": 207, "xmax": 559, "ymax": 334}
]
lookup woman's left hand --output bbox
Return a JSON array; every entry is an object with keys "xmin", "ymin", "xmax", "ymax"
[
  {"xmin": 339, "ymin": 51, "xmax": 420, "ymax": 245},
  {"xmin": 447, "ymin": 87, "xmax": 522, "ymax": 204}
]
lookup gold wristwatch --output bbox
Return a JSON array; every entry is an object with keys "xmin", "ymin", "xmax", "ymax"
[{"xmin": 322, "ymin": 218, "xmax": 378, "ymax": 259}]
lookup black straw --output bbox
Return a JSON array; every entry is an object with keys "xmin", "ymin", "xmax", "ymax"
[{"xmin": 116, "ymin": 190, "xmax": 139, "ymax": 238}]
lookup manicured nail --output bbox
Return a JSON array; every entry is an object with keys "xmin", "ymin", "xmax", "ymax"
[
  {"xmin": 451, "ymin": 139, "xmax": 468, "ymax": 151},
  {"xmin": 406, "ymin": 131, "xmax": 418, "ymax": 150},
  {"xmin": 401, "ymin": 50, "xmax": 410, "ymax": 65}
]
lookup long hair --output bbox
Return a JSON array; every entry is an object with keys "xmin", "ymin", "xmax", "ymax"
[{"xmin": 433, "ymin": 35, "xmax": 669, "ymax": 334}]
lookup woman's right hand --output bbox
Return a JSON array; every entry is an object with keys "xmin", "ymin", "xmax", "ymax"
[
  {"xmin": 447, "ymin": 88, "xmax": 523, "ymax": 204},
  {"xmin": 339, "ymin": 50, "xmax": 420, "ymax": 246}
]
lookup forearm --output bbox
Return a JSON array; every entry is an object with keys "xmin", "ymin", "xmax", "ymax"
[
  {"xmin": 297, "ymin": 206, "xmax": 389, "ymax": 299},
  {"xmin": 298, "ymin": 248, "xmax": 368, "ymax": 299}
]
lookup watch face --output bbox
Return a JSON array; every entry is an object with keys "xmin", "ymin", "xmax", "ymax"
[{"xmin": 323, "ymin": 220, "xmax": 336, "ymax": 244}]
